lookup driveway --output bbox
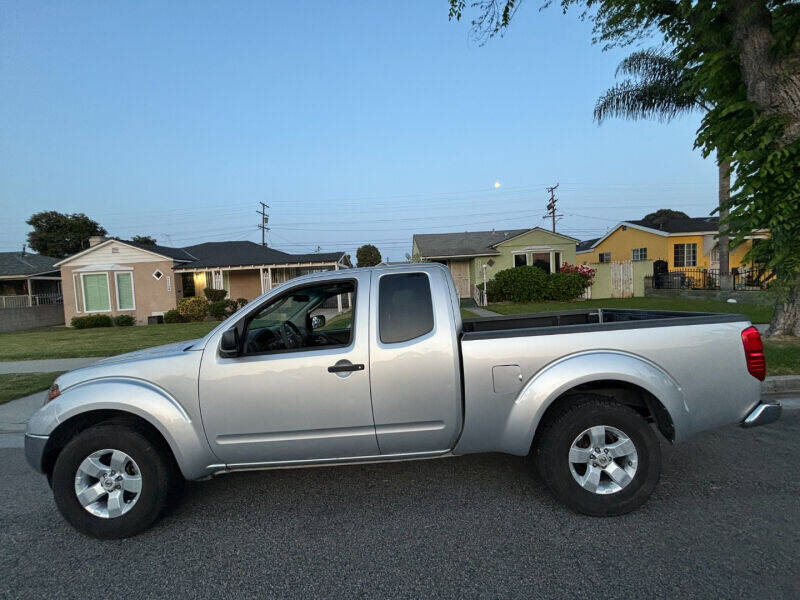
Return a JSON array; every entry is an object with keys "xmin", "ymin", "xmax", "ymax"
[{"xmin": 1, "ymin": 413, "xmax": 798, "ymax": 599}]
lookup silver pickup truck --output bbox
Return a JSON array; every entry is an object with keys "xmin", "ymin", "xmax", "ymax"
[{"xmin": 25, "ymin": 263, "xmax": 780, "ymax": 538}]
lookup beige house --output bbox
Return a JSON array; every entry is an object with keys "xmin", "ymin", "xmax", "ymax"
[
  {"xmin": 56, "ymin": 237, "xmax": 347, "ymax": 325},
  {"xmin": 412, "ymin": 227, "xmax": 578, "ymax": 300}
]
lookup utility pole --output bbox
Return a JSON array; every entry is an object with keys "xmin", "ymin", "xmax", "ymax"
[
  {"xmin": 257, "ymin": 202, "xmax": 270, "ymax": 246},
  {"xmin": 544, "ymin": 183, "xmax": 561, "ymax": 232}
]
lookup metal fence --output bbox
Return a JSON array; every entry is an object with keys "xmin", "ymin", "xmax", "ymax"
[
  {"xmin": 645, "ymin": 267, "xmax": 773, "ymax": 291},
  {"xmin": 0, "ymin": 293, "xmax": 63, "ymax": 308}
]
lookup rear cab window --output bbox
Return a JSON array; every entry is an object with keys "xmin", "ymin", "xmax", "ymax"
[{"xmin": 378, "ymin": 272, "xmax": 434, "ymax": 343}]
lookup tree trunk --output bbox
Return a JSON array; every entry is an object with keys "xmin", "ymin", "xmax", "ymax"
[
  {"xmin": 728, "ymin": 1, "xmax": 800, "ymax": 337},
  {"xmin": 767, "ymin": 275, "xmax": 800, "ymax": 338},
  {"xmin": 729, "ymin": 0, "xmax": 800, "ymax": 143},
  {"xmin": 717, "ymin": 157, "xmax": 733, "ymax": 291}
]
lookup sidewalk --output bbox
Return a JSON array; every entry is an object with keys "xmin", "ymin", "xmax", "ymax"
[
  {"xmin": 0, "ymin": 357, "xmax": 105, "ymax": 374},
  {"xmin": 469, "ymin": 307, "xmax": 501, "ymax": 317},
  {"xmin": 0, "ymin": 390, "xmax": 45, "ymax": 448}
]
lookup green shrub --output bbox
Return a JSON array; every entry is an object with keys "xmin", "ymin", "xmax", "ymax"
[
  {"xmin": 163, "ymin": 309, "xmax": 185, "ymax": 324},
  {"xmin": 485, "ymin": 266, "xmax": 590, "ymax": 303},
  {"xmin": 545, "ymin": 272, "xmax": 588, "ymax": 301},
  {"xmin": 178, "ymin": 296, "xmax": 209, "ymax": 321},
  {"xmin": 208, "ymin": 300, "xmax": 228, "ymax": 320},
  {"xmin": 113, "ymin": 314, "xmax": 135, "ymax": 326},
  {"xmin": 209, "ymin": 299, "xmax": 240, "ymax": 320},
  {"xmin": 71, "ymin": 314, "xmax": 113, "ymax": 329},
  {"xmin": 203, "ymin": 287, "xmax": 228, "ymax": 302},
  {"xmin": 235, "ymin": 298, "xmax": 248, "ymax": 309}
]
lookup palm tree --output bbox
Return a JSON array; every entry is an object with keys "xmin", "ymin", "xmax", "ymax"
[{"xmin": 594, "ymin": 49, "xmax": 733, "ymax": 289}]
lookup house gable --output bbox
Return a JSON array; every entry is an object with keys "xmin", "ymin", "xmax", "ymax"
[
  {"xmin": 577, "ymin": 225, "xmax": 668, "ymax": 264},
  {"xmin": 55, "ymin": 239, "xmax": 175, "ymax": 267},
  {"xmin": 493, "ymin": 228, "xmax": 578, "ymax": 250}
]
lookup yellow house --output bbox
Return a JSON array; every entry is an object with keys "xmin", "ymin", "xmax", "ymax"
[{"xmin": 576, "ymin": 217, "xmax": 766, "ymax": 271}]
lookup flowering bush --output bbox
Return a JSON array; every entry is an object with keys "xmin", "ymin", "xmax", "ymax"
[{"xmin": 560, "ymin": 263, "xmax": 595, "ymax": 286}]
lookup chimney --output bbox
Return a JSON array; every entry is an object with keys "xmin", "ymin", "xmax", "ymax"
[{"xmin": 88, "ymin": 236, "xmax": 106, "ymax": 247}]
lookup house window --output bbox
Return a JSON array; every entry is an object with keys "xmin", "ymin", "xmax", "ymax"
[
  {"xmin": 711, "ymin": 245, "xmax": 720, "ymax": 263},
  {"xmin": 674, "ymin": 243, "xmax": 697, "ymax": 267},
  {"xmin": 514, "ymin": 254, "xmax": 527, "ymax": 268},
  {"xmin": 632, "ymin": 248, "xmax": 647, "ymax": 261},
  {"xmin": 152, "ymin": 269, "xmax": 164, "ymax": 280},
  {"xmin": 115, "ymin": 272, "xmax": 135, "ymax": 311},
  {"xmin": 598, "ymin": 252, "xmax": 611, "ymax": 263},
  {"xmin": 81, "ymin": 273, "xmax": 111, "ymax": 312}
]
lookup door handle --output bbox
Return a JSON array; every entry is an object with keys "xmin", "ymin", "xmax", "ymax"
[{"xmin": 327, "ymin": 363, "xmax": 365, "ymax": 373}]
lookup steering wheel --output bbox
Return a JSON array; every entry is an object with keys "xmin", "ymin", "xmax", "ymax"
[{"xmin": 279, "ymin": 321, "xmax": 304, "ymax": 349}]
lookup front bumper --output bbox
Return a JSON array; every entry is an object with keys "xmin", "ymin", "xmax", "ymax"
[
  {"xmin": 741, "ymin": 402, "xmax": 782, "ymax": 428},
  {"xmin": 24, "ymin": 434, "xmax": 48, "ymax": 473}
]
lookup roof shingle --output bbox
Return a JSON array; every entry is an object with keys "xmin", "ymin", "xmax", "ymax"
[{"xmin": 0, "ymin": 252, "xmax": 59, "ymax": 277}]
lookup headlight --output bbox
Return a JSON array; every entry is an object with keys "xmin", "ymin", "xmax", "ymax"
[{"xmin": 45, "ymin": 383, "xmax": 60, "ymax": 404}]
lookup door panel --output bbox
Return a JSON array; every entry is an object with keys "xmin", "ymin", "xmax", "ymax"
[
  {"xmin": 199, "ymin": 271, "xmax": 377, "ymax": 465},
  {"xmin": 368, "ymin": 268, "xmax": 462, "ymax": 455}
]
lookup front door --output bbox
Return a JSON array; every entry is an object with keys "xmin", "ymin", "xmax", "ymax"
[
  {"xmin": 198, "ymin": 271, "xmax": 378, "ymax": 465},
  {"xmin": 447, "ymin": 260, "xmax": 471, "ymax": 298}
]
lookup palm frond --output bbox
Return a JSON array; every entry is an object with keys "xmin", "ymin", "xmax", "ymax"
[
  {"xmin": 595, "ymin": 47, "xmax": 701, "ymax": 124},
  {"xmin": 594, "ymin": 80, "xmax": 698, "ymax": 123}
]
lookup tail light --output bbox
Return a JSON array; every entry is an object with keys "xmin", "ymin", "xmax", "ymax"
[{"xmin": 741, "ymin": 326, "xmax": 766, "ymax": 381}]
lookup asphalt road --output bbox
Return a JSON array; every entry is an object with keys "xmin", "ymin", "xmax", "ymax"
[{"xmin": 1, "ymin": 413, "xmax": 798, "ymax": 600}]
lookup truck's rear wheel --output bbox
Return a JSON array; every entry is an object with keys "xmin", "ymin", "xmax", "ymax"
[
  {"xmin": 51, "ymin": 423, "xmax": 173, "ymax": 538},
  {"xmin": 535, "ymin": 396, "xmax": 661, "ymax": 516}
]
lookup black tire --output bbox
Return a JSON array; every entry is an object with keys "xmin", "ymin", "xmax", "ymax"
[
  {"xmin": 51, "ymin": 422, "xmax": 173, "ymax": 539},
  {"xmin": 535, "ymin": 395, "xmax": 662, "ymax": 517}
]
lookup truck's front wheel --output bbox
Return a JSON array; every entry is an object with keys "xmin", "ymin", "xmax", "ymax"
[
  {"xmin": 51, "ymin": 422, "xmax": 173, "ymax": 538},
  {"xmin": 535, "ymin": 396, "xmax": 662, "ymax": 516}
]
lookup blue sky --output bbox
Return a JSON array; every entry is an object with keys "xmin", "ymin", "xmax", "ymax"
[{"xmin": 0, "ymin": 1, "xmax": 717, "ymax": 260}]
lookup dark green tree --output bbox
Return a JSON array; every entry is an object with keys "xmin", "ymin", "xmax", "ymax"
[
  {"xmin": 26, "ymin": 211, "xmax": 107, "ymax": 258},
  {"xmin": 131, "ymin": 235, "xmax": 157, "ymax": 245},
  {"xmin": 356, "ymin": 244, "xmax": 382, "ymax": 267},
  {"xmin": 640, "ymin": 209, "xmax": 690, "ymax": 230},
  {"xmin": 449, "ymin": 0, "xmax": 800, "ymax": 336}
]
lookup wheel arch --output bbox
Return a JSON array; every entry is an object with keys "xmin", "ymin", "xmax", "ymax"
[
  {"xmin": 32, "ymin": 377, "xmax": 215, "ymax": 480},
  {"xmin": 500, "ymin": 350, "xmax": 689, "ymax": 456}
]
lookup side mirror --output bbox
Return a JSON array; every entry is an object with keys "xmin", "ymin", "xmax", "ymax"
[
  {"xmin": 311, "ymin": 314, "xmax": 326, "ymax": 329},
  {"xmin": 219, "ymin": 328, "xmax": 240, "ymax": 358}
]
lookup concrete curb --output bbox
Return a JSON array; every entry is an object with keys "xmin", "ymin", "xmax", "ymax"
[{"xmin": 763, "ymin": 375, "xmax": 800, "ymax": 395}]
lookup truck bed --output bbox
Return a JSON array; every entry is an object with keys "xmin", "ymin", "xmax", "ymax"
[{"xmin": 461, "ymin": 308, "xmax": 746, "ymax": 339}]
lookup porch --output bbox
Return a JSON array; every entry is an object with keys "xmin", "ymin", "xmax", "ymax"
[{"xmin": 174, "ymin": 261, "xmax": 352, "ymax": 311}]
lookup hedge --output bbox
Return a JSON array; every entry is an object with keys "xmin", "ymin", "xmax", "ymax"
[
  {"xmin": 480, "ymin": 266, "xmax": 590, "ymax": 303},
  {"xmin": 113, "ymin": 314, "xmax": 135, "ymax": 327},
  {"xmin": 71, "ymin": 314, "xmax": 113, "ymax": 329}
]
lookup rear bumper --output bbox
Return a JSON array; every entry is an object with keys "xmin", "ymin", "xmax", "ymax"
[
  {"xmin": 741, "ymin": 402, "xmax": 782, "ymax": 428},
  {"xmin": 24, "ymin": 434, "xmax": 48, "ymax": 473}
]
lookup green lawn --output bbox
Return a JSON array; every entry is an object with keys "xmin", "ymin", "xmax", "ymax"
[
  {"xmin": 461, "ymin": 308, "xmax": 480, "ymax": 319},
  {"xmin": 488, "ymin": 297, "xmax": 773, "ymax": 324},
  {"xmin": 764, "ymin": 339, "xmax": 800, "ymax": 376},
  {"xmin": 0, "ymin": 372, "xmax": 65, "ymax": 405},
  {"xmin": 0, "ymin": 322, "xmax": 221, "ymax": 361}
]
